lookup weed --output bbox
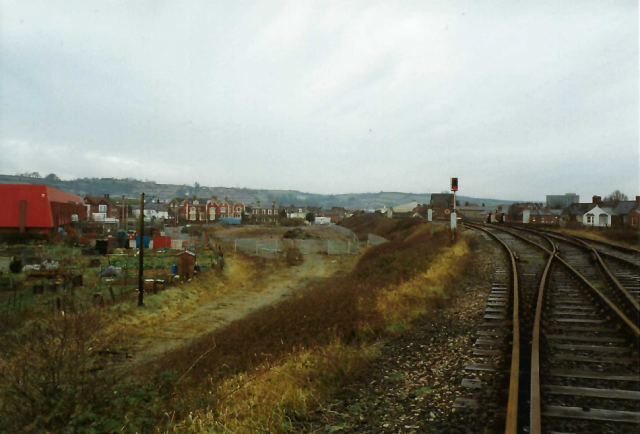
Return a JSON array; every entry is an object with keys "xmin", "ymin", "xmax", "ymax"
[
  {"xmin": 389, "ymin": 372, "xmax": 404, "ymax": 382},
  {"xmin": 415, "ymin": 387, "xmax": 433, "ymax": 396},
  {"xmin": 387, "ymin": 322, "xmax": 409, "ymax": 333}
]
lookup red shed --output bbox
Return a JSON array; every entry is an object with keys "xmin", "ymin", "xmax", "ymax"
[
  {"xmin": 0, "ymin": 184, "xmax": 86, "ymax": 234},
  {"xmin": 152, "ymin": 236, "xmax": 171, "ymax": 249}
]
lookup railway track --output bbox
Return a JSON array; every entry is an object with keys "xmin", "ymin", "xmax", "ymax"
[
  {"xmin": 461, "ymin": 223, "xmax": 640, "ymax": 433},
  {"xmin": 503, "ymin": 225, "xmax": 640, "ymax": 323}
]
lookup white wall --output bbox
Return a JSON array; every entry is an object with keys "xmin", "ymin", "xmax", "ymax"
[
  {"xmin": 314, "ymin": 217, "xmax": 331, "ymax": 225},
  {"xmin": 582, "ymin": 206, "xmax": 611, "ymax": 227}
]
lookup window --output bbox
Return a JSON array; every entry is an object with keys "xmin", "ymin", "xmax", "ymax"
[
  {"xmin": 98, "ymin": 204, "xmax": 107, "ymax": 213},
  {"xmin": 632, "ymin": 218, "xmax": 638, "ymax": 226},
  {"xmin": 189, "ymin": 208, "xmax": 196, "ymax": 221},
  {"xmin": 268, "ymin": 209, "xmax": 272, "ymax": 215},
  {"xmin": 221, "ymin": 207, "xmax": 226, "ymax": 213},
  {"xmin": 586, "ymin": 214, "xmax": 594, "ymax": 224}
]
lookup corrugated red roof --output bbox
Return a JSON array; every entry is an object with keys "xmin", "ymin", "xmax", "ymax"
[{"xmin": 0, "ymin": 184, "xmax": 84, "ymax": 228}]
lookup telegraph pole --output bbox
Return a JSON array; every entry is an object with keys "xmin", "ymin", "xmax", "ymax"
[{"xmin": 138, "ymin": 192, "xmax": 145, "ymax": 307}]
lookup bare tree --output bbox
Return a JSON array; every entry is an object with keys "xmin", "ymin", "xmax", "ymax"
[{"xmin": 605, "ymin": 190, "xmax": 628, "ymax": 203}]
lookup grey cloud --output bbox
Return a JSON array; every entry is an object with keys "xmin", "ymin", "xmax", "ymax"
[{"xmin": 0, "ymin": 0, "xmax": 637, "ymax": 199}]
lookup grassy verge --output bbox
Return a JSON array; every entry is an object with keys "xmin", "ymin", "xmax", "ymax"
[
  {"xmin": 0, "ymin": 225, "xmax": 479, "ymax": 433},
  {"xmin": 550, "ymin": 227, "xmax": 639, "ymax": 249},
  {"xmin": 160, "ymin": 227, "xmax": 477, "ymax": 432}
]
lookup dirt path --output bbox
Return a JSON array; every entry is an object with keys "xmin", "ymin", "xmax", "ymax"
[{"xmin": 131, "ymin": 253, "xmax": 354, "ymax": 363}]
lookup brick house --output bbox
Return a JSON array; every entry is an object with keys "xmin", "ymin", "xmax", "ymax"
[
  {"xmin": 611, "ymin": 197, "xmax": 640, "ymax": 228},
  {"xmin": 84, "ymin": 194, "xmax": 120, "ymax": 221},
  {"xmin": 628, "ymin": 207, "xmax": 640, "ymax": 229},
  {"xmin": 251, "ymin": 201, "xmax": 280, "ymax": 223},
  {"xmin": 170, "ymin": 196, "xmax": 246, "ymax": 224},
  {"xmin": 528, "ymin": 209, "xmax": 562, "ymax": 225}
]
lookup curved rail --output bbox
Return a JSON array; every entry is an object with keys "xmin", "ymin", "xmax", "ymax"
[
  {"xmin": 530, "ymin": 246, "xmax": 555, "ymax": 434},
  {"xmin": 462, "ymin": 223, "xmax": 520, "ymax": 434},
  {"xmin": 508, "ymin": 225, "xmax": 640, "ymax": 314},
  {"xmin": 466, "ymin": 223, "xmax": 640, "ymax": 433}
]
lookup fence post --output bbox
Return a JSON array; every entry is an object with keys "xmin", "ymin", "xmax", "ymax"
[
  {"xmin": 275, "ymin": 239, "xmax": 278, "ymax": 254},
  {"xmin": 256, "ymin": 240, "xmax": 258, "ymax": 255},
  {"xmin": 328, "ymin": 240, "xmax": 330, "ymax": 255},
  {"xmin": 235, "ymin": 239, "xmax": 237, "ymax": 252},
  {"xmin": 348, "ymin": 240, "xmax": 350, "ymax": 255}
]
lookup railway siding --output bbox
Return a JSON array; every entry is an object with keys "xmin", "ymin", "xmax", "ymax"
[{"xmin": 463, "ymin": 223, "xmax": 640, "ymax": 433}]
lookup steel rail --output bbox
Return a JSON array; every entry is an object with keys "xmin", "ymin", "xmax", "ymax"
[
  {"xmin": 530, "ymin": 252, "xmax": 556, "ymax": 434},
  {"xmin": 463, "ymin": 223, "xmax": 520, "ymax": 434},
  {"xmin": 492, "ymin": 224, "xmax": 640, "ymax": 337},
  {"xmin": 465, "ymin": 223, "xmax": 640, "ymax": 433},
  {"xmin": 510, "ymin": 225, "xmax": 639, "ymax": 266},
  {"xmin": 467, "ymin": 223, "xmax": 556, "ymax": 434},
  {"xmin": 512, "ymin": 226, "xmax": 640, "ymax": 313},
  {"xmin": 554, "ymin": 255, "xmax": 640, "ymax": 336}
]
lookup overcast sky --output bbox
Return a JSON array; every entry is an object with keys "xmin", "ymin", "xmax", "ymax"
[{"xmin": 1, "ymin": 1, "xmax": 637, "ymax": 201}]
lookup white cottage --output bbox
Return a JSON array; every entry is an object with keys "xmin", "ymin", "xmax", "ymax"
[{"xmin": 582, "ymin": 205, "xmax": 613, "ymax": 227}]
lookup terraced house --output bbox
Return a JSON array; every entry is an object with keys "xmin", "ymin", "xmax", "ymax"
[
  {"xmin": 84, "ymin": 194, "xmax": 120, "ymax": 221},
  {"xmin": 251, "ymin": 200, "xmax": 280, "ymax": 223},
  {"xmin": 174, "ymin": 196, "xmax": 245, "ymax": 223}
]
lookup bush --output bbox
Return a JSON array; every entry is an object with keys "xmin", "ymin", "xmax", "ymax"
[
  {"xmin": 0, "ymin": 311, "xmax": 131, "ymax": 432},
  {"xmin": 283, "ymin": 228, "xmax": 314, "ymax": 240},
  {"xmin": 283, "ymin": 245, "xmax": 304, "ymax": 266},
  {"xmin": 279, "ymin": 218, "xmax": 305, "ymax": 227}
]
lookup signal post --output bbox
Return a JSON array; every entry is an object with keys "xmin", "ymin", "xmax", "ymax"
[{"xmin": 450, "ymin": 177, "xmax": 458, "ymax": 231}]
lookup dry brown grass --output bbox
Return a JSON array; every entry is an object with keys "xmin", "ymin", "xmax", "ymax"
[
  {"xmin": 340, "ymin": 214, "xmax": 425, "ymax": 241},
  {"xmin": 1, "ymin": 221, "xmax": 478, "ymax": 433},
  {"xmin": 168, "ymin": 341, "xmax": 375, "ymax": 433},
  {"xmin": 552, "ymin": 227, "xmax": 640, "ymax": 249},
  {"xmin": 138, "ymin": 226, "xmax": 476, "ymax": 432}
]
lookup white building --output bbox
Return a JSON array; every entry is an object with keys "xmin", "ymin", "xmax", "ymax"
[
  {"xmin": 287, "ymin": 207, "xmax": 308, "ymax": 219},
  {"xmin": 582, "ymin": 205, "xmax": 612, "ymax": 227},
  {"xmin": 132, "ymin": 204, "xmax": 169, "ymax": 219},
  {"xmin": 314, "ymin": 216, "xmax": 331, "ymax": 225}
]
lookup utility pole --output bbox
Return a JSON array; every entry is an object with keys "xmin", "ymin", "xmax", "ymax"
[{"xmin": 138, "ymin": 192, "xmax": 145, "ymax": 307}]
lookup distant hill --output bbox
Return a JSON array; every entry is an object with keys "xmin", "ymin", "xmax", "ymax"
[{"xmin": 0, "ymin": 174, "xmax": 516, "ymax": 210}]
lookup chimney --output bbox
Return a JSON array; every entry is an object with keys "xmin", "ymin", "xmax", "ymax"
[
  {"xmin": 257, "ymin": 200, "xmax": 261, "ymax": 207},
  {"xmin": 592, "ymin": 195, "xmax": 602, "ymax": 205},
  {"xmin": 635, "ymin": 196, "xmax": 640, "ymax": 204},
  {"xmin": 104, "ymin": 193, "xmax": 110, "ymax": 198}
]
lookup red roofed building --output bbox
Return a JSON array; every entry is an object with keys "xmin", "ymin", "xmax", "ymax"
[{"xmin": 0, "ymin": 184, "xmax": 86, "ymax": 234}]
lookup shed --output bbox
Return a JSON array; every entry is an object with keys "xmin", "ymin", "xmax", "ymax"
[
  {"xmin": 153, "ymin": 236, "xmax": 171, "ymax": 249},
  {"xmin": 177, "ymin": 250, "xmax": 196, "ymax": 280}
]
